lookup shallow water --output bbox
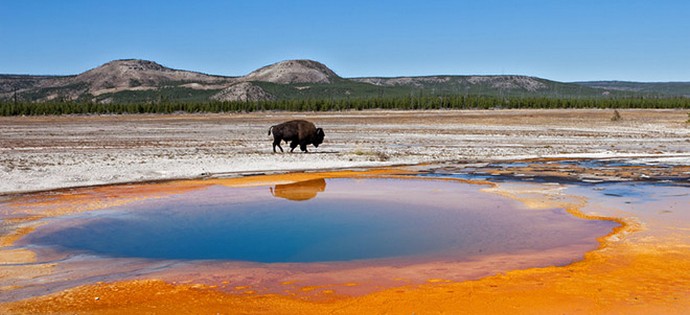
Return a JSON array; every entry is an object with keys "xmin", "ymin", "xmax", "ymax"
[{"xmin": 22, "ymin": 178, "xmax": 616, "ymax": 263}]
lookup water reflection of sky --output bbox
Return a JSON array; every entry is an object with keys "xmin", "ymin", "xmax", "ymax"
[
  {"xmin": 22, "ymin": 178, "xmax": 617, "ymax": 264},
  {"xmin": 569, "ymin": 182, "xmax": 690, "ymax": 228}
]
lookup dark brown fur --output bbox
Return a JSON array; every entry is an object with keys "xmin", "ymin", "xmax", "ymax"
[{"xmin": 268, "ymin": 120, "xmax": 325, "ymax": 153}]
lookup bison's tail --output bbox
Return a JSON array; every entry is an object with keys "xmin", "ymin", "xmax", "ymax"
[{"xmin": 268, "ymin": 126, "xmax": 274, "ymax": 136}]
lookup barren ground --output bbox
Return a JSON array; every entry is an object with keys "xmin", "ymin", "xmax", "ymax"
[
  {"xmin": 2, "ymin": 109, "xmax": 689, "ymax": 194},
  {"xmin": 1, "ymin": 109, "xmax": 690, "ymax": 314}
]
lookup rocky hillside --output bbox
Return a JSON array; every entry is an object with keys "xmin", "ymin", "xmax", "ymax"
[
  {"xmin": 244, "ymin": 59, "xmax": 340, "ymax": 84},
  {"xmin": 575, "ymin": 81, "xmax": 690, "ymax": 97},
  {"xmin": 0, "ymin": 58, "xmax": 678, "ymax": 104},
  {"xmin": 354, "ymin": 75, "xmax": 546, "ymax": 91},
  {"xmin": 210, "ymin": 82, "xmax": 274, "ymax": 102},
  {"xmin": 70, "ymin": 59, "xmax": 234, "ymax": 95},
  {"xmin": 0, "ymin": 59, "xmax": 238, "ymax": 102},
  {"xmin": 0, "ymin": 59, "xmax": 345, "ymax": 103},
  {"xmin": 351, "ymin": 75, "xmax": 618, "ymax": 98}
]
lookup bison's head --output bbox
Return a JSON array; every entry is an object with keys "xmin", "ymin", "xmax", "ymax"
[{"xmin": 313, "ymin": 128, "xmax": 325, "ymax": 147}]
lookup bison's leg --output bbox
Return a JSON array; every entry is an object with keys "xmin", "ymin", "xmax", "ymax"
[
  {"xmin": 289, "ymin": 141, "xmax": 298, "ymax": 153},
  {"xmin": 300, "ymin": 143, "xmax": 308, "ymax": 152},
  {"xmin": 273, "ymin": 138, "xmax": 284, "ymax": 153}
]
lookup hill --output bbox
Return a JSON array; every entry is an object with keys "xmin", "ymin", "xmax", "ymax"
[
  {"xmin": 244, "ymin": 60, "xmax": 340, "ymax": 84},
  {"xmin": 1, "ymin": 59, "xmax": 688, "ymax": 104},
  {"xmin": 0, "ymin": 59, "xmax": 237, "ymax": 103},
  {"xmin": 575, "ymin": 81, "xmax": 690, "ymax": 97},
  {"xmin": 351, "ymin": 75, "xmax": 614, "ymax": 98},
  {"xmin": 0, "ymin": 59, "xmax": 346, "ymax": 103}
]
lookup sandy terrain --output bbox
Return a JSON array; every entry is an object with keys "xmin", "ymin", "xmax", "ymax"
[{"xmin": 1, "ymin": 109, "xmax": 689, "ymax": 194}]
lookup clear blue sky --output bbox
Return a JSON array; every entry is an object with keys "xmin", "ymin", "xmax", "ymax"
[{"xmin": 1, "ymin": 0, "xmax": 689, "ymax": 82}]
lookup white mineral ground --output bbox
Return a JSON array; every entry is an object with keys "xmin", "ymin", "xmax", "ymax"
[{"xmin": 1, "ymin": 109, "xmax": 689, "ymax": 194}]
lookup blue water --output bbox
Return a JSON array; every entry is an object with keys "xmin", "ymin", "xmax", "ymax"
[{"xmin": 23, "ymin": 179, "xmax": 617, "ymax": 263}]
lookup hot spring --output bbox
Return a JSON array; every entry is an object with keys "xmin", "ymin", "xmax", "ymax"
[{"xmin": 21, "ymin": 178, "xmax": 617, "ymax": 264}]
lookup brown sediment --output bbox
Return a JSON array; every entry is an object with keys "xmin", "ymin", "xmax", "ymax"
[
  {"xmin": 0, "ymin": 226, "xmax": 40, "ymax": 248},
  {"xmin": 0, "ymin": 249, "xmax": 36, "ymax": 265},
  {"xmin": 2, "ymin": 168, "xmax": 689, "ymax": 314}
]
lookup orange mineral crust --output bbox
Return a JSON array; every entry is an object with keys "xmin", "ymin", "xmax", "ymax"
[
  {"xmin": 2, "ymin": 168, "xmax": 689, "ymax": 314},
  {"xmin": 3, "ymin": 247, "xmax": 689, "ymax": 314}
]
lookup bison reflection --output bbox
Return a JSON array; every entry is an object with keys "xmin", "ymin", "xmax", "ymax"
[{"xmin": 269, "ymin": 178, "xmax": 327, "ymax": 201}]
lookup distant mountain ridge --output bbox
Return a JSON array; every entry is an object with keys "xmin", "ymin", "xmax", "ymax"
[
  {"xmin": 353, "ymin": 75, "xmax": 546, "ymax": 91},
  {"xmin": 575, "ymin": 81, "xmax": 690, "ymax": 97},
  {"xmin": 1, "ymin": 59, "xmax": 687, "ymax": 104}
]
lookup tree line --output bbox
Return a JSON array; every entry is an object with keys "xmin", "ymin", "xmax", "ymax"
[{"xmin": 2, "ymin": 95, "xmax": 690, "ymax": 116}]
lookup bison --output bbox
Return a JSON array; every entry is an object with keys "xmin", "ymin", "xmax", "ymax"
[{"xmin": 268, "ymin": 120, "xmax": 325, "ymax": 153}]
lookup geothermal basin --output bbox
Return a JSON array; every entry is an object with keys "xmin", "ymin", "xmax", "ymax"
[
  {"xmin": 1, "ymin": 172, "xmax": 621, "ymax": 305},
  {"xmin": 21, "ymin": 178, "xmax": 614, "ymax": 263}
]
